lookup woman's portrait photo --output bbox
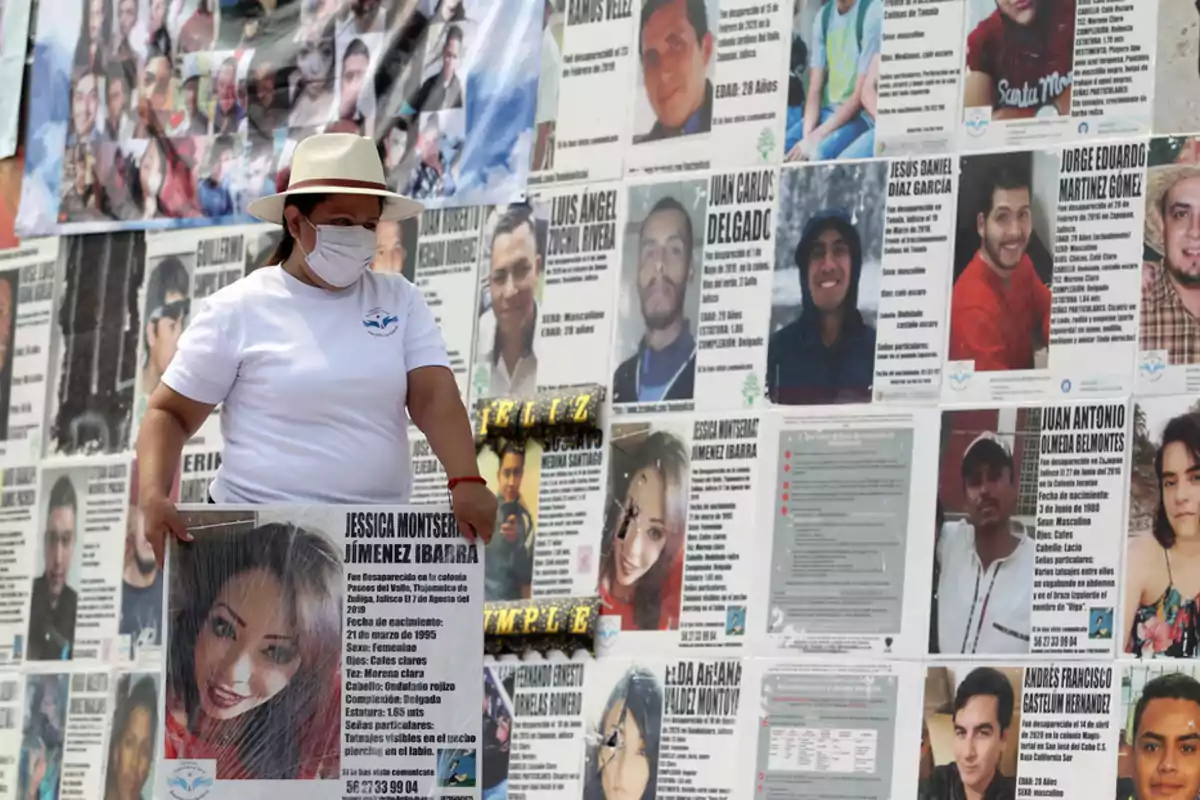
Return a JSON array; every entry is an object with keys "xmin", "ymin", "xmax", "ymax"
[
  {"xmin": 600, "ymin": 423, "xmax": 690, "ymax": 632},
  {"xmin": 105, "ymin": 673, "xmax": 159, "ymax": 800},
  {"xmin": 1126, "ymin": 400, "xmax": 1200, "ymax": 658},
  {"xmin": 17, "ymin": 674, "xmax": 68, "ymax": 800},
  {"xmin": 584, "ymin": 664, "xmax": 663, "ymax": 800},
  {"xmin": 165, "ymin": 513, "xmax": 343, "ymax": 780}
]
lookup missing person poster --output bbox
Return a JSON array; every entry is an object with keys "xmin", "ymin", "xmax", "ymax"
[
  {"xmin": 31, "ymin": 460, "xmax": 130, "ymax": 664},
  {"xmin": 623, "ymin": 0, "xmax": 788, "ymax": 177},
  {"xmin": 17, "ymin": 0, "xmax": 544, "ymax": 235},
  {"xmin": 0, "ymin": 465, "xmax": 36, "ymax": 666},
  {"xmin": 1137, "ymin": 137, "xmax": 1200, "ymax": 396},
  {"xmin": 162, "ymin": 505, "xmax": 482, "ymax": 797},
  {"xmin": 102, "ymin": 671, "xmax": 162, "ymax": 800},
  {"xmin": 747, "ymin": 659, "xmax": 919, "ymax": 800},
  {"xmin": 751, "ymin": 406, "xmax": 939, "ymax": 658},
  {"xmin": 583, "ymin": 657, "xmax": 750, "ymax": 800},
  {"xmin": 933, "ymin": 403, "xmax": 1128, "ymax": 658},
  {"xmin": 500, "ymin": 660, "xmax": 587, "ymax": 799},
  {"xmin": 921, "ymin": 663, "xmax": 1115, "ymax": 800},
  {"xmin": 943, "ymin": 146, "xmax": 1142, "ymax": 403},
  {"xmin": 955, "ymin": 0, "xmax": 1152, "ymax": 151},
  {"xmin": 17, "ymin": 672, "xmax": 70, "ymax": 800},
  {"xmin": 0, "ymin": 237, "xmax": 58, "ymax": 467},
  {"xmin": 410, "ymin": 206, "xmax": 482, "ymax": 398},
  {"xmin": 44, "ymin": 232, "xmax": 143, "ymax": 458},
  {"xmin": 596, "ymin": 412, "xmax": 758, "ymax": 656}
]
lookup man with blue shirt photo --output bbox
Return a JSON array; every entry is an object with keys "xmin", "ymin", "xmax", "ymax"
[
  {"xmin": 613, "ymin": 196, "xmax": 698, "ymax": 404},
  {"xmin": 634, "ymin": 0, "xmax": 714, "ymax": 144}
]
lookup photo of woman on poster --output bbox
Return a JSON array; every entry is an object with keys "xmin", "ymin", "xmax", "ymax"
[
  {"xmin": 599, "ymin": 426, "xmax": 689, "ymax": 632},
  {"xmin": 584, "ymin": 665, "xmax": 663, "ymax": 800},
  {"xmin": 104, "ymin": 674, "xmax": 159, "ymax": 800},
  {"xmin": 165, "ymin": 519, "xmax": 343, "ymax": 779},
  {"xmin": 289, "ymin": 22, "xmax": 338, "ymax": 128},
  {"xmin": 1125, "ymin": 402, "xmax": 1200, "ymax": 658},
  {"xmin": 17, "ymin": 674, "xmax": 68, "ymax": 800}
]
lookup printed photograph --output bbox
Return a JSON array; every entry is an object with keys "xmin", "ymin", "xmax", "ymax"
[
  {"xmin": 436, "ymin": 748, "xmax": 477, "ymax": 788},
  {"xmin": 601, "ymin": 422, "xmax": 690, "ymax": 632},
  {"xmin": 371, "ymin": 216, "xmax": 418, "ymax": 281},
  {"xmin": 767, "ymin": 160, "xmax": 885, "ymax": 405},
  {"xmin": 105, "ymin": 672, "xmax": 160, "ymax": 800},
  {"xmin": 0, "ymin": 266, "xmax": 18, "ymax": 441},
  {"xmin": 960, "ymin": 0, "xmax": 1075, "ymax": 120},
  {"xmin": 122, "ymin": 460, "xmax": 164, "ymax": 656},
  {"xmin": 530, "ymin": 0, "xmax": 564, "ymax": 172},
  {"xmin": 208, "ymin": 52, "xmax": 248, "ymax": 136},
  {"xmin": 1141, "ymin": 137, "xmax": 1200, "ymax": 366},
  {"xmin": 613, "ymin": 180, "xmax": 704, "ymax": 405},
  {"xmin": 335, "ymin": 33, "xmax": 382, "ymax": 133},
  {"xmin": 17, "ymin": 674, "xmax": 69, "ymax": 800},
  {"xmin": 632, "ymin": 0, "xmax": 717, "ymax": 145},
  {"xmin": 1153, "ymin": 1, "xmax": 1200, "ymax": 135},
  {"xmin": 584, "ymin": 663, "xmax": 663, "ymax": 800},
  {"xmin": 27, "ymin": 470, "xmax": 85, "ymax": 662},
  {"xmin": 165, "ymin": 511, "xmax": 343, "ymax": 780},
  {"xmin": 59, "ymin": 142, "xmax": 105, "ymax": 222},
  {"xmin": 472, "ymin": 201, "xmax": 548, "ymax": 400},
  {"xmin": 782, "ymin": 0, "xmax": 881, "ymax": 162},
  {"xmin": 1116, "ymin": 664, "xmax": 1200, "ymax": 800},
  {"xmin": 482, "ymin": 666, "xmax": 515, "ymax": 800},
  {"xmin": 49, "ymin": 231, "xmax": 142, "ymax": 456},
  {"xmin": 949, "ymin": 150, "xmax": 1056, "ymax": 373},
  {"xmin": 920, "ymin": 666, "xmax": 1022, "ymax": 800},
  {"xmin": 931, "ymin": 409, "xmax": 1042, "ymax": 655},
  {"xmin": 1125, "ymin": 398, "xmax": 1200, "ymax": 659},
  {"xmin": 194, "ymin": 133, "xmax": 242, "ymax": 218},
  {"xmin": 478, "ymin": 440, "xmax": 542, "ymax": 602},
  {"xmin": 136, "ymin": 252, "xmax": 192, "ymax": 426}
]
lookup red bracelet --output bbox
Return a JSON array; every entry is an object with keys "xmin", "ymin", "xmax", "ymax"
[{"xmin": 447, "ymin": 476, "xmax": 487, "ymax": 490}]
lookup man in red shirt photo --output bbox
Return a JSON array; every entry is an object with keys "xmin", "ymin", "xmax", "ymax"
[
  {"xmin": 949, "ymin": 161, "xmax": 1051, "ymax": 372},
  {"xmin": 962, "ymin": 0, "xmax": 1076, "ymax": 120}
]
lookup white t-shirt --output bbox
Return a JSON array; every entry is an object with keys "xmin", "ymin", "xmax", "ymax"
[
  {"xmin": 162, "ymin": 266, "xmax": 451, "ymax": 504},
  {"xmin": 935, "ymin": 520, "xmax": 1033, "ymax": 655}
]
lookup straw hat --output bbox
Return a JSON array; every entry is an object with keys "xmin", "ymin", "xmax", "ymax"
[
  {"xmin": 1145, "ymin": 163, "xmax": 1200, "ymax": 258},
  {"xmin": 246, "ymin": 133, "xmax": 422, "ymax": 224}
]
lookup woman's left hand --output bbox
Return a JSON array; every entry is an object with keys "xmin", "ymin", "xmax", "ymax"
[{"xmin": 450, "ymin": 481, "xmax": 496, "ymax": 544}]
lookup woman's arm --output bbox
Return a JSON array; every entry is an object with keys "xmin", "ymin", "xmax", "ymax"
[{"xmin": 407, "ymin": 365, "xmax": 496, "ymax": 543}]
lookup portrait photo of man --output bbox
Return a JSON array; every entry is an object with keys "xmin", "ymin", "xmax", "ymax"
[
  {"xmin": 474, "ymin": 203, "xmax": 544, "ymax": 399},
  {"xmin": 1116, "ymin": 671, "xmax": 1200, "ymax": 800},
  {"xmin": 67, "ymin": 67, "xmax": 102, "ymax": 147},
  {"xmin": 482, "ymin": 442, "xmax": 537, "ymax": 602},
  {"xmin": 139, "ymin": 254, "xmax": 190, "ymax": 406},
  {"xmin": 337, "ymin": 37, "xmax": 374, "ymax": 127},
  {"xmin": 372, "ymin": 217, "xmax": 417, "ymax": 282},
  {"xmin": 962, "ymin": 0, "xmax": 1076, "ymax": 119},
  {"xmin": 1142, "ymin": 156, "xmax": 1200, "ymax": 365},
  {"xmin": 920, "ymin": 667, "xmax": 1018, "ymax": 800},
  {"xmin": 613, "ymin": 189, "xmax": 701, "ymax": 404},
  {"xmin": 27, "ymin": 476, "xmax": 81, "ymax": 661},
  {"xmin": 949, "ymin": 153, "xmax": 1054, "ymax": 373},
  {"xmin": 406, "ymin": 24, "xmax": 465, "ymax": 114},
  {"xmin": 209, "ymin": 55, "xmax": 245, "ymax": 136},
  {"xmin": 933, "ymin": 416, "xmax": 1038, "ymax": 655},
  {"xmin": 633, "ymin": 0, "xmax": 714, "ymax": 144}
]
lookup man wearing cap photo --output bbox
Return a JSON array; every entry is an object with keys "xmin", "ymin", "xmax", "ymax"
[
  {"xmin": 934, "ymin": 431, "xmax": 1032, "ymax": 654},
  {"xmin": 1142, "ymin": 161, "xmax": 1200, "ymax": 365},
  {"xmin": 949, "ymin": 160, "xmax": 1051, "ymax": 372},
  {"xmin": 766, "ymin": 209, "xmax": 876, "ymax": 405}
]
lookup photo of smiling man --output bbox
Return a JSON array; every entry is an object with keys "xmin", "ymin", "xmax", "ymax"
[
  {"xmin": 613, "ymin": 181, "xmax": 705, "ymax": 406},
  {"xmin": 633, "ymin": 0, "xmax": 716, "ymax": 144},
  {"xmin": 921, "ymin": 666, "xmax": 1020, "ymax": 800},
  {"xmin": 1117, "ymin": 668, "xmax": 1200, "ymax": 800}
]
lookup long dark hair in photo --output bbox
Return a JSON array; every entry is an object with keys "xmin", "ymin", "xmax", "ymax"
[
  {"xmin": 583, "ymin": 667, "xmax": 663, "ymax": 800},
  {"xmin": 1154, "ymin": 411, "xmax": 1200, "ymax": 549},
  {"xmin": 167, "ymin": 521, "xmax": 342, "ymax": 779},
  {"xmin": 104, "ymin": 675, "xmax": 159, "ymax": 800}
]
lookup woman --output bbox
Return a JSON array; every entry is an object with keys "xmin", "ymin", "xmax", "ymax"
[
  {"xmin": 18, "ymin": 676, "xmax": 65, "ymax": 800},
  {"xmin": 598, "ymin": 431, "xmax": 688, "ymax": 631},
  {"xmin": 136, "ymin": 132, "xmax": 493, "ymax": 560},
  {"xmin": 1126, "ymin": 411, "xmax": 1200, "ymax": 657},
  {"xmin": 584, "ymin": 667, "xmax": 662, "ymax": 800},
  {"xmin": 165, "ymin": 521, "xmax": 341, "ymax": 779},
  {"xmin": 288, "ymin": 23, "xmax": 337, "ymax": 128},
  {"xmin": 104, "ymin": 676, "xmax": 158, "ymax": 800}
]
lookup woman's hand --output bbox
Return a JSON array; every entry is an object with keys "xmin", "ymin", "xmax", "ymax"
[
  {"xmin": 450, "ymin": 481, "xmax": 496, "ymax": 544},
  {"xmin": 141, "ymin": 493, "xmax": 192, "ymax": 567}
]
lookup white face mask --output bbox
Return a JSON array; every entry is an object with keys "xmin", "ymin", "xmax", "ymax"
[{"xmin": 300, "ymin": 218, "xmax": 376, "ymax": 288}]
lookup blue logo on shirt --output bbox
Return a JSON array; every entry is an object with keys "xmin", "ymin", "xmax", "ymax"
[{"xmin": 363, "ymin": 307, "xmax": 399, "ymax": 337}]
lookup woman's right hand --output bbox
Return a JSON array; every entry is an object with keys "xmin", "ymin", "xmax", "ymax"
[{"xmin": 141, "ymin": 493, "xmax": 192, "ymax": 567}]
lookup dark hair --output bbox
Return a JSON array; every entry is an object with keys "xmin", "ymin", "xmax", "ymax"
[
  {"xmin": 498, "ymin": 441, "xmax": 526, "ymax": 462},
  {"xmin": 210, "ymin": 134, "xmax": 235, "ymax": 162},
  {"xmin": 978, "ymin": 163, "xmax": 1031, "ymax": 219},
  {"xmin": 953, "ymin": 667, "xmax": 1014, "ymax": 733},
  {"xmin": 1154, "ymin": 412, "xmax": 1200, "ymax": 548},
  {"xmin": 491, "ymin": 203, "xmax": 537, "ymax": 246},
  {"xmin": 600, "ymin": 431, "xmax": 689, "ymax": 631},
  {"xmin": 639, "ymin": 0, "xmax": 708, "ymax": 53},
  {"xmin": 268, "ymin": 193, "xmax": 330, "ymax": 264},
  {"xmin": 1134, "ymin": 672, "xmax": 1200, "ymax": 739},
  {"xmin": 344, "ymin": 37, "xmax": 370, "ymax": 65},
  {"xmin": 105, "ymin": 59, "xmax": 134, "ymax": 91},
  {"xmin": 167, "ymin": 522, "xmax": 342, "ymax": 779},
  {"xmin": 48, "ymin": 476, "xmax": 76, "ymax": 515},
  {"xmin": 144, "ymin": 255, "xmax": 190, "ymax": 362},
  {"xmin": 103, "ymin": 676, "xmax": 159, "ymax": 799},
  {"xmin": 960, "ymin": 437, "xmax": 1014, "ymax": 485},
  {"xmin": 445, "ymin": 24, "xmax": 464, "ymax": 49},
  {"xmin": 639, "ymin": 196, "xmax": 695, "ymax": 270},
  {"xmin": 584, "ymin": 667, "xmax": 663, "ymax": 800}
]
